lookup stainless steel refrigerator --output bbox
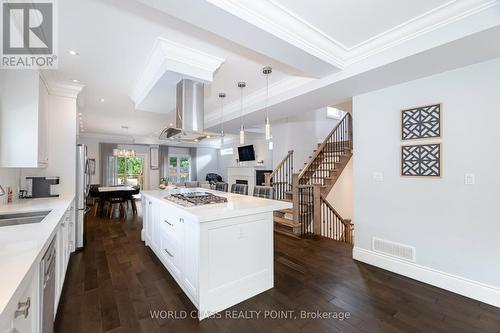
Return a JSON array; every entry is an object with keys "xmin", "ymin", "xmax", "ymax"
[{"xmin": 76, "ymin": 144, "xmax": 90, "ymax": 249}]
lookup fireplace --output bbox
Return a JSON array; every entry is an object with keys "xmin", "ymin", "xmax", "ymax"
[{"xmin": 236, "ymin": 180, "xmax": 248, "ymax": 185}]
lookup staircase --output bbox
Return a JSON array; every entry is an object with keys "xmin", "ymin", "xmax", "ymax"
[{"xmin": 265, "ymin": 113, "xmax": 353, "ymax": 241}]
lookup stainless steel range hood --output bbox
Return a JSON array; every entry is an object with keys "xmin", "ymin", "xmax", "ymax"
[{"xmin": 159, "ymin": 79, "xmax": 216, "ymax": 142}]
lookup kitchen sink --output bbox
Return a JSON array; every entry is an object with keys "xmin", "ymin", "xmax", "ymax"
[{"xmin": 0, "ymin": 210, "xmax": 52, "ymax": 227}]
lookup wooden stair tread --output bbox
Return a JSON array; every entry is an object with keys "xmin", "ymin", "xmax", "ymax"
[
  {"xmin": 274, "ymin": 228, "xmax": 301, "ymax": 239},
  {"xmin": 274, "ymin": 216, "xmax": 301, "ymax": 228},
  {"xmin": 278, "ymin": 208, "xmax": 294, "ymax": 214}
]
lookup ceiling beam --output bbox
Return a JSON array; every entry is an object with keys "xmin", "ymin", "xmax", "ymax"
[{"xmin": 135, "ymin": 0, "xmax": 341, "ymax": 78}]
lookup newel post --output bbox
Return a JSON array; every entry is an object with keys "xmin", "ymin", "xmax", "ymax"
[
  {"xmin": 292, "ymin": 174, "xmax": 299, "ymax": 225},
  {"xmin": 313, "ymin": 185, "xmax": 321, "ymax": 235},
  {"xmin": 344, "ymin": 219, "xmax": 352, "ymax": 244}
]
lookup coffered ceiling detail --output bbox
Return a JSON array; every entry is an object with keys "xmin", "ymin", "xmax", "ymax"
[{"xmin": 207, "ymin": 0, "xmax": 499, "ymax": 66}]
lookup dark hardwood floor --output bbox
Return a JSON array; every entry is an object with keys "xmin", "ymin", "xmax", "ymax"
[{"xmin": 55, "ymin": 208, "xmax": 500, "ymax": 333}]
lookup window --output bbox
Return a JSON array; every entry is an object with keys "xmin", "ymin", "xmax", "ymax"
[
  {"xmin": 117, "ymin": 156, "xmax": 144, "ymax": 188},
  {"xmin": 168, "ymin": 155, "xmax": 191, "ymax": 184},
  {"xmin": 327, "ymin": 107, "xmax": 346, "ymax": 120},
  {"xmin": 220, "ymin": 147, "xmax": 233, "ymax": 156}
]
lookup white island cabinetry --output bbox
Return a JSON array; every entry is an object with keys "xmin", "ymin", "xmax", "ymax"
[{"xmin": 141, "ymin": 189, "xmax": 291, "ymax": 319}]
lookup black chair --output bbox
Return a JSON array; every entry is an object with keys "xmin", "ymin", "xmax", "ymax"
[
  {"xmin": 230, "ymin": 184, "xmax": 248, "ymax": 195},
  {"xmin": 125, "ymin": 186, "xmax": 140, "ymax": 215},
  {"xmin": 88, "ymin": 184, "xmax": 101, "ymax": 216},
  {"xmin": 253, "ymin": 186, "xmax": 273, "ymax": 199},
  {"xmin": 105, "ymin": 190, "xmax": 128, "ymax": 219},
  {"xmin": 206, "ymin": 173, "xmax": 222, "ymax": 185},
  {"xmin": 215, "ymin": 182, "xmax": 228, "ymax": 192}
]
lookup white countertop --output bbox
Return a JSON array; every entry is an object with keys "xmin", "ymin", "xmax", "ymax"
[
  {"xmin": 0, "ymin": 196, "xmax": 74, "ymax": 316},
  {"xmin": 141, "ymin": 188, "xmax": 291, "ymax": 222}
]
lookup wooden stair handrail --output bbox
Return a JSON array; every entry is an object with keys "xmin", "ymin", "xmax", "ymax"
[
  {"xmin": 320, "ymin": 195, "xmax": 350, "ymax": 228},
  {"xmin": 298, "ymin": 113, "xmax": 352, "ymax": 181},
  {"xmin": 265, "ymin": 150, "xmax": 293, "ymax": 184}
]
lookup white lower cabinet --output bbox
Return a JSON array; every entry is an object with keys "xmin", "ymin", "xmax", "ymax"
[
  {"xmin": 144, "ymin": 200, "xmax": 199, "ymax": 304},
  {"xmin": 0, "ymin": 201, "xmax": 74, "ymax": 333},
  {"xmin": 141, "ymin": 193, "xmax": 276, "ymax": 320},
  {"xmin": 0, "ymin": 267, "xmax": 38, "ymax": 333},
  {"xmin": 55, "ymin": 201, "xmax": 73, "ymax": 309}
]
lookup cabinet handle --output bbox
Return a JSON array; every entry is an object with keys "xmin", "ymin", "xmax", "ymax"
[
  {"xmin": 164, "ymin": 249, "xmax": 174, "ymax": 257},
  {"xmin": 164, "ymin": 220, "xmax": 173, "ymax": 226},
  {"xmin": 15, "ymin": 297, "xmax": 30, "ymax": 319},
  {"xmin": 180, "ymin": 218, "xmax": 184, "ymax": 223}
]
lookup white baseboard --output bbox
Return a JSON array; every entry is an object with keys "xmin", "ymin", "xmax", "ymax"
[{"xmin": 353, "ymin": 246, "xmax": 500, "ymax": 308}]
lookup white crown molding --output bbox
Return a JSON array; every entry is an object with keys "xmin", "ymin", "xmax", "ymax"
[
  {"xmin": 204, "ymin": 76, "xmax": 313, "ymax": 127},
  {"xmin": 207, "ymin": 0, "xmax": 500, "ymax": 67},
  {"xmin": 40, "ymin": 71, "xmax": 84, "ymax": 99},
  {"xmin": 207, "ymin": 0, "xmax": 346, "ymax": 68},
  {"xmin": 353, "ymin": 247, "xmax": 500, "ymax": 308},
  {"xmin": 130, "ymin": 37, "xmax": 225, "ymax": 107}
]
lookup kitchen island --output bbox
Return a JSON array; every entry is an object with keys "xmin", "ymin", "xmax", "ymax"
[{"xmin": 140, "ymin": 188, "xmax": 292, "ymax": 320}]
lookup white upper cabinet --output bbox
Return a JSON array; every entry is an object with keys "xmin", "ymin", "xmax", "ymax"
[{"xmin": 0, "ymin": 70, "xmax": 49, "ymax": 168}]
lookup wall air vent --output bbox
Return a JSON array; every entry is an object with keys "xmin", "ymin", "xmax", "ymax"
[{"xmin": 372, "ymin": 238, "xmax": 415, "ymax": 262}]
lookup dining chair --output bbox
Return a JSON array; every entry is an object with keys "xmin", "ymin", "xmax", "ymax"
[
  {"xmin": 126, "ymin": 186, "xmax": 140, "ymax": 215},
  {"xmin": 253, "ymin": 186, "xmax": 273, "ymax": 199},
  {"xmin": 106, "ymin": 190, "xmax": 128, "ymax": 220},
  {"xmin": 230, "ymin": 184, "xmax": 248, "ymax": 195},
  {"xmin": 215, "ymin": 182, "xmax": 228, "ymax": 192}
]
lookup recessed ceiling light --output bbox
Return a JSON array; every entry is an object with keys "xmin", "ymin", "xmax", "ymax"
[
  {"xmin": 206, "ymin": 135, "xmax": 211, "ymax": 139},
  {"xmin": 68, "ymin": 50, "xmax": 79, "ymax": 56},
  {"xmin": 99, "ymin": 98, "xmax": 105, "ymax": 102},
  {"xmin": 72, "ymin": 79, "xmax": 81, "ymax": 83},
  {"xmin": 169, "ymin": 123, "xmax": 173, "ymax": 127},
  {"xmin": 78, "ymin": 112, "xmax": 82, "ymax": 116}
]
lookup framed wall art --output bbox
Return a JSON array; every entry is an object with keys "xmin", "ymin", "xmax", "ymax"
[
  {"xmin": 401, "ymin": 103, "xmax": 441, "ymax": 140},
  {"xmin": 401, "ymin": 143, "xmax": 441, "ymax": 177}
]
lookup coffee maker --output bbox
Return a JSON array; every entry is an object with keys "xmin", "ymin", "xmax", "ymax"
[{"xmin": 23, "ymin": 177, "xmax": 60, "ymax": 198}]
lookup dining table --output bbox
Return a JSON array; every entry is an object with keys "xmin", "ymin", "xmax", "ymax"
[{"xmin": 91, "ymin": 185, "xmax": 140, "ymax": 217}]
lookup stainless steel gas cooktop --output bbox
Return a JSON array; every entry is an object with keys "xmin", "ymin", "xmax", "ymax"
[{"xmin": 164, "ymin": 192, "xmax": 228, "ymax": 207}]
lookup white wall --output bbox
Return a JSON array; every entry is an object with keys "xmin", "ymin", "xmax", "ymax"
[
  {"xmin": 0, "ymin": 169, "xmax": 20, "ymax": 205},
  {"xmin": 218, "ymin": 138, "xmax": 272, "ymax": 182},
  {"xmin": 353, "ymin": 57, "xmax": 500, "ymax": 305},
  {"xmin": 271, "ymin": 107, "xmax": 340, "ymax": 170},
  {"xmin": 196, "ymin": 147, "xmax": 219, "ymax": 182},
  {"xmin": 326, "ymin": 159, "xmax": 353, "ymax": 219}
]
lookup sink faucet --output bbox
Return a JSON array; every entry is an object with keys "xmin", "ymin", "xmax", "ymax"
[{"xmin": 0, "ymin": 185, "xmax": 4, "ymax": 196}]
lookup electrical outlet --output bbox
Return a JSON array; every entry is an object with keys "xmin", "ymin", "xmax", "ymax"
[
  {"xmin": 464, "ymin": 173, "xmax": 475, "ymax": 185},
  {"xmin": 373, "ymin": 172, "xmax": 384, "ymax": 182}
]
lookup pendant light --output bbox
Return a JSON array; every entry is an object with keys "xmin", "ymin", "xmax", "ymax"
[
  {"xmin": 218, "ymin": 92, "xmax": 226, "ymax": 145},
  {"xmin": 238, "ymin": 81, "xmax": 246, "ymax": 145},
  {"xmin": 263, "ymin": 66, "xmax": 272, "ymax": 140},
  {"xmin": 113, "ymin": 126, "xmax": 135, "ymax": 157}
]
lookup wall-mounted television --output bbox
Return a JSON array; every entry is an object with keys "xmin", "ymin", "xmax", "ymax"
[{"xmin": 237, "ymin": 145, "xmax": 255, "ymax": 162}]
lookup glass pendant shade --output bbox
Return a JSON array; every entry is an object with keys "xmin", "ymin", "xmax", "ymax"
[
  {"xmin": 237, "ymin": 82, "xmax": 246, "ymax": 145},
  {"xmin": 265, "ymin": 117, "xmax": 271, "ymax": 140},
  {"xmin": 239, "ymin": 125, "xmax": 245, "ymax": 144},
  {"xmin": 262, "ymin": 66, "xmax": 272, "ymax": 141}
]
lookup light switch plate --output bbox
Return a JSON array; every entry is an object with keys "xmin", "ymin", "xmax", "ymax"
[
  {"xmin": 464, "ymin": 173, "xmax": 475, "ymax": 185},
  {"xmin": 373, "ymin": 172, "xmax": 384, "ymax": 182}
]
